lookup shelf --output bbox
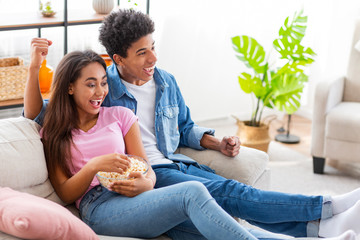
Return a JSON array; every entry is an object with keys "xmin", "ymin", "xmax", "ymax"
[
  {"xmin": 0, "ymin": 9, "xmax": 108, "ymax": 31},
  {"xmin": 0, "ymin": 0, "xmax": 113, "ymax": 55},
  {"xmin": 0, "ymin": 0, "xmax": 150, "ymax": 109},
  {"xmin": 0, "ymin": 93, "xmax": 51, "ymax": 109},
  {"xmin": 0, "ymin": 3, "xmax": 108, "ymax": 110},
  {"xmin": 0, "ymin": 98, "xmax": 24, "ymax": 109}
]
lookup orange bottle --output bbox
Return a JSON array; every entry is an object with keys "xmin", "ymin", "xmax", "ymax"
[
  {"xmin": 100, "ymin": 54, "xmax": 113, "ymax": 66},
  {"xmin": 39, "ymin": 59, "xmax": 54, "ymax": 93}
]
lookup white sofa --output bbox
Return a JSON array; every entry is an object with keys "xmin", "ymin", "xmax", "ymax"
[
  {"xmin": 0, "ymin": 117, "xmax": 270, "ymax": 240},
  {"xmin": 311, "ymin": 18, "xmax": 360, "ymax": 174}
]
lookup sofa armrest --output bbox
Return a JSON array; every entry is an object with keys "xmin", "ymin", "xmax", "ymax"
[
  {"xmin": 311, "ymin": 77, "xmax": 345, "ymax": 158},
  {"xmin": 177, "ymin": 146, "xmax": 269, "ymax": 186}
]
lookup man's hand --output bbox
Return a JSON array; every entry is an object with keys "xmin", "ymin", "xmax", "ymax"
[
  {"xmin": 24, "ymin": 38, "xmax": 53, "ymax": 120},
  {"xmin": 200, "ymin": 134, "xmax": 241, "ymax": 157},
  {"xmin": 219, "ymin": 136, "xmax": 241, "ymax": 157}
]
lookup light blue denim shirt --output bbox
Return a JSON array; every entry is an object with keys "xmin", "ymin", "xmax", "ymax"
[
  {"xmin": 104, "ymin": 64, "xmax": 215, "ymax": 164},
  {"xmin": 34, "ymin": 65, "xmax": 215, "ymax": 164}
]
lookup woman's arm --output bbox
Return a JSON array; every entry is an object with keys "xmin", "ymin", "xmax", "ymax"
[
  {"xmin": 51, "ymin": 121, "xmax": 153, "ymax": 203},
  {"xmin": 50, "ymin": 152, "xmax": 131, "ymax": 204},
  {"xmin": 110, "ymin": 121, "xmax": 156, "ymax": 197},
  {"xmin": 24, "ymin": 38, "xmax": 52, "ymax": 119}
]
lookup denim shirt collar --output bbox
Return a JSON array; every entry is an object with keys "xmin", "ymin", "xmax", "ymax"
[
  {"xmin": 107, "ymin": 64, "xmax": 168, "ymax": 100},
  {"xmin": 107, "ymin": 64, "xmax": 131, "ymax": 100}
]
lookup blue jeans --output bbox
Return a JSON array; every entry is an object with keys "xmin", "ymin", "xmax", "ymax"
[
  {"xmin": 153, "ymin": 163, "xmax": 333, "ymax": 237},
  {"xmin": 80, "ymin": 181, "xmax": 265, "ymax": 240}
]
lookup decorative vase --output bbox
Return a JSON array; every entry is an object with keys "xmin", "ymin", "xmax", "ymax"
[
  {"xmin": 100, "ymin": 54, "xmax": 113, "ymax": 66},
  {"xmin": 236, "ymin": 120, "xmax": 271, "ymax": 152},
  {"xmin": 39, "ymin": 59, "xmax": 54, "ymax": 93},
  {"xmin": 92, "ymin": 0, "xmax": 114, "ymax": 14}
]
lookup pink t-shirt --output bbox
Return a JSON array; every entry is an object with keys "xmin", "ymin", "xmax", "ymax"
[{"xmin": 69, "ymin": 106, "xmax": 138, "ymax": 208}]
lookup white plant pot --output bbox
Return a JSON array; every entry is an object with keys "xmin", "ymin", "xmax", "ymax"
[{"xmin": 93, "ymin": 0, "xmax": 114, "ymax": 14}]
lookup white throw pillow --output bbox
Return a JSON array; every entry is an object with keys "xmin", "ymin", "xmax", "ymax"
[{"xmin": 0, "ymin": 117, "xmax": 61, "ymax": 203}]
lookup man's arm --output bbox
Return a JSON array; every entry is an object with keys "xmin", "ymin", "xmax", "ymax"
[
  {"xmin": 24, "ymin": 38, "xmax": 52, "ymax": 120},
  {"xmin": 200, "ymin": 134, "xmax": 240, "ymax": 157}
]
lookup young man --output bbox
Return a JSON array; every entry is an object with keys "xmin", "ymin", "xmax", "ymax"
[
  {"xmin": 97, "ymin": 9, "xmax": 360, "ymax": 239},
  {"xmin": 25, "ymin": 9, "xmax": 360, "ymax": 240}
]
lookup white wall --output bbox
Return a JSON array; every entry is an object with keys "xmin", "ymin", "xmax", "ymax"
[
  {"xmin": 150, "ymin": 0, "xmax": 360, "ymax": 121},
  {"xmin": 2, "ymin": 0, "xmax": 360, "ymax": 122}
]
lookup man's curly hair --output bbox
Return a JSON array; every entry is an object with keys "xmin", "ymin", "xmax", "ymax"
[{"xmin": 99, "ymin": 9, "xmax": 155, "ymax": 61}]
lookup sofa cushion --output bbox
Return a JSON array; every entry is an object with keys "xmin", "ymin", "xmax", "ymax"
[
  {"xmin": 325, "ymin": 102, "xmax": 360, "ymax": 143},
  {"xmin": 0, "ymin": 117, "xmax": 62, "ymax": 204},
  {"xmin": 177, "ymin": 146, "xmax": 269, "ymax": 186},
  {"xmin": 0, "ymin": 187, "xmax": 98, "ymax": 240}
]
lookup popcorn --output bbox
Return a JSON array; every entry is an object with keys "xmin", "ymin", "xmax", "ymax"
[{"xmin": 96, "ymin": 156, "xmax": 148, "ymax": 188}]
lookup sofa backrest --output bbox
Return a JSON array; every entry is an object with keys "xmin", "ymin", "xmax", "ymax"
[
  {"xmin": 0, "ymin": 117, "xmax": 63, "ymax": 205},
  {"xmin": 345, "ymin": 18, "xmax": 360, "ymax": 102}
]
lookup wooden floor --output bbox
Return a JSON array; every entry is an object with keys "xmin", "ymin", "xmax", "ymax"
[
  {"xmin": 199, "ymin": 113, "xmax": 313, "ymax": 158},
  {"xmin": 269, "ymin": 114, "xmax": 312, "ymax": 157}
]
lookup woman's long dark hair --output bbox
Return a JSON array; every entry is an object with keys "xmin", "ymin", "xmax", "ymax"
[{"xmin": 42, "ymin": 50, "xmax": 106, "ymax": 177}]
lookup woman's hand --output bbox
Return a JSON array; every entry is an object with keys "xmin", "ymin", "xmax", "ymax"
[
  {"xmin": 109, "ymin": 172, "xmax": 154, "ymax": 197},
  {"xmin": 89, "ymin": 153, "xmax": 131, "ymax": 175},
  {"xmin": 29, "ymin": 38, "xmax": 52, "ymax": 70}
]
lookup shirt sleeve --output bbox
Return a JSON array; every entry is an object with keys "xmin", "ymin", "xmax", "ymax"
[
  {"xmin": 186, "ymin": 125, "xmax": 215, "ymax": 150},
  {"xmin": 21, "ymin": 99, "xmax": 48, "ymax": 126},
  {"xmin": 33, "ymin": 100, "xmax": 49, "ymax": 126},
  {"xmin": 115, "ymin": 106, "xmax": 138, "ymax": 136}
]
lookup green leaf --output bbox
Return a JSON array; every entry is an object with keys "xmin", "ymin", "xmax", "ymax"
[
  {"xmin": 270, "ymin": 72, "xmax": 308, "ymax": 114},
  {"xmin": 276, "ymin": 60, "xmax": 311, "ymax": 75},
  {"xmin": 232, "ymin": 36, "xmax": 267, "ymax": 74},
  {"xmin": 278, "ymin": 10, "xmax": 307, "ymax": 44},
  {"xmin": 231, "ymin": 10, "xmax": 316, "ymax": 123},
  {"xmin": 273, "ymin": 10, "xmax": 316, "ymax": 63},
  {"xmin": 238, "ymin": 73, "xmax": 267, "ymax": 98},
  {"xmin": 273, "ymin": 37, "xmax": 316, "ymax": 62}
]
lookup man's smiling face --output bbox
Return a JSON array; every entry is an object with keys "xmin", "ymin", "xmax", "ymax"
[{"xmin": 115, "ymin": 34, "xmax": 157, "ymax": 86}]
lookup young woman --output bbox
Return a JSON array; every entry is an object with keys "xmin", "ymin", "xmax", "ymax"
[{"xmin": 24, "ymin": 38, "xmax": 268, "ymax": 240}]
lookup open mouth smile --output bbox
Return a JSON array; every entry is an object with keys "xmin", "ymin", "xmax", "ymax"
[
  {"xmin": 90, "ymin": 99, "xmax": 102, "ymax": 107},
  {"xmin": 144, "ymin": 66, "xmax": 155, "ymax": 75}
]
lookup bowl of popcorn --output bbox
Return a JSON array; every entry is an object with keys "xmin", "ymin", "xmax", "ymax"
[{"xmin": 96, "ymin": 155, "xmax": 149, "ymax": 189}]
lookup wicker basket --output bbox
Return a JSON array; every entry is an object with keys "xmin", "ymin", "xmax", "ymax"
[{"xmin": 0, "ymin": 57, "xmax": 28, "ymax": 101}]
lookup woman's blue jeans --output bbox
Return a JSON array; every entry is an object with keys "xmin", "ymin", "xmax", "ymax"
[
  {"xmin": 153, "ymin": 163, "xmax": 333, "ymax": 238},
  {"xmin": 80, "ymin": 181, "xmax": 263, "ymax": 240}
]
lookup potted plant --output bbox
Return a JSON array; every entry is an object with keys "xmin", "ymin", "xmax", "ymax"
[
  {"xmin": 39, "ymin": 1, "xmax": 56, "ymax": 17},
  {"xmin": 231, "ymin": 10, "xmax": 316, "ymax": 152}
]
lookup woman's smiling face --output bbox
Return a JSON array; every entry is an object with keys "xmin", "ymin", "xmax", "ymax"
[{"xmin": 68, "ymin": 62, "xmax": 108, "ymax": 119}]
